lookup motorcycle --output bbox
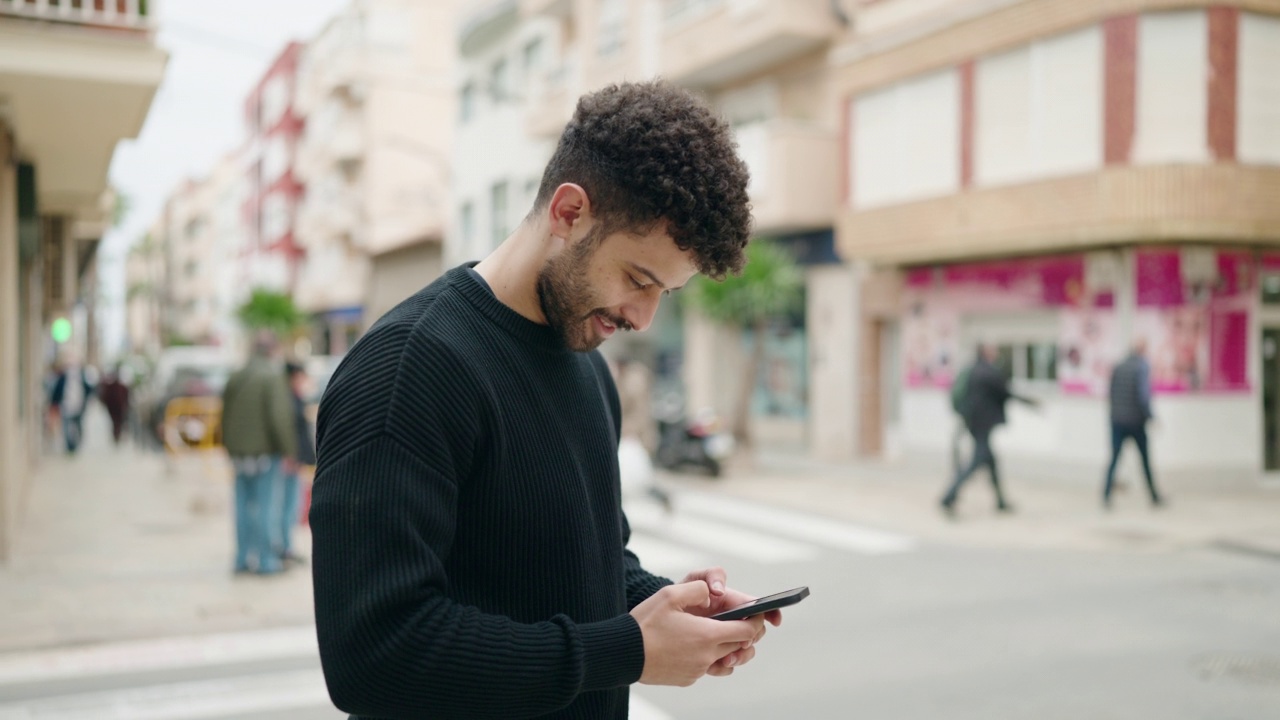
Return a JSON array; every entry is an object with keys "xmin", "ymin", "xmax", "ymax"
[{"xmin": 654, "ymin": 402, "xmax": 735, "ymax": 478}]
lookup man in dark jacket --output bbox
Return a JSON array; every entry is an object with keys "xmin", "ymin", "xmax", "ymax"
[
  {"xmin": 941, "ymin": 344, "xmax": 1036, "ymax": 515},
  {"xmin": 279, "ymin": 362, "xmax": 316, "ymax": 565},
  {"xmin": 221, "ymin": 331, "xmax": 297, "ymax": 575},
  {"xmin": 1103, "ymin": 339, "xmax": 1163, "ymax": 508}
]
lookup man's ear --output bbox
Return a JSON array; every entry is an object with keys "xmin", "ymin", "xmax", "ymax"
[{"xmin": 547, "ymin": 183, "xmax": 592, "ymax": 241}]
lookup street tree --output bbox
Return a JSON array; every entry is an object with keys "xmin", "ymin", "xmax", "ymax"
[
  {"xmin": 683, "ymin": 239, "xmax": 803, "ymax": 449},
  {"xmin": 236, "ymin": 288, "xmax": 306, "ymax": 340}
]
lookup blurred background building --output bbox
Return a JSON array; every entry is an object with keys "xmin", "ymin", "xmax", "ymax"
[
  {"xmin": 30, "ymin": 0, "xmax": 1278, "ymax": 530},
  {"xmin": 0, "ymin": 0, "xmax": 166, "ymax": 558},
  {"xmin": 835, "ymin": 1, "xmax": 1280, "ymax": 484},
  {"xmin": 295, "ymin": 0, "xmax": 458, "ymax": 353}
]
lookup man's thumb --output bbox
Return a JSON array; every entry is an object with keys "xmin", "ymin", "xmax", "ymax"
[{"xmin": 667, "ymin": 580, "xmax": 711, "ymax": 610}]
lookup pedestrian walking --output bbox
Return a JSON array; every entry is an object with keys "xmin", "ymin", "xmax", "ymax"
[
  {"xmin": 220, "ymin": 331, "xmax": 297, "ymax": 576},
  {"xmin": 97, "ymin": 364, "xmax": 131, "ymax": 446},
  {"xmin": 1103, "ymin": 339, "xmax": 1164, "ymax": 508},
  {"xmin": 310, "ymin": 81, "xmax": 778, "ymax": 720},
  {"xmin": 49, "ymin": 351, "xmax": 95, "ymax": 456},
  {"xmin": 278, "ymin": 362, "xmax": 315, "ymax": 566},
  {"xmin": 941, "ymin": 344, "xmax": 1038, "ymax": 516}
]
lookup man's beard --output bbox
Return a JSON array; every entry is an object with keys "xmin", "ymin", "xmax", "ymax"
[{"xmin": 536, "ymin": 234, "xmax": 631, "ymax": 352}]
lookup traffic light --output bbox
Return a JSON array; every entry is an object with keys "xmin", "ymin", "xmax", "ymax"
[{"xmin": 50, "ymin": 317, "xmax": 72, "ymax": 344}]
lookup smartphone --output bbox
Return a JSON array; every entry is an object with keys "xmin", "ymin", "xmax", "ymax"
[{"xmin": 710, "ymin": 586, "xmax": 809, "ymax": 621}]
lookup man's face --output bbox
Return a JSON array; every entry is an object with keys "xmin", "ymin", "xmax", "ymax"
[{"xmin": 537, "ymin": 222, "xmax": 698, "ymax": 352}]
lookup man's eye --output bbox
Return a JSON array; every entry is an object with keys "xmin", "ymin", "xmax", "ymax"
[{"xmin": 629, "ymin": 275, "xmax": 647, "ymax": 290}]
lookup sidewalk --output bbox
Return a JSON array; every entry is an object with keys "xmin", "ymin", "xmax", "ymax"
[
  {"xmin": 0, "ymin": 406, "xmax": 314, "ymax": 654},
  {"xmin": 662, "ymin": 448, "xmax": 1280, "ymax": 558}
]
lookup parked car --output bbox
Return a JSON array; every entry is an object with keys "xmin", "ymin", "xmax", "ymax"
[{"xmin": 136, "ymin": 346, "xmax": 235, "ymax": 449}]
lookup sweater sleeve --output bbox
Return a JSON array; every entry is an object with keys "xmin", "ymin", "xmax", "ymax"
[
  {"xmin": 620, "ymin": 510, "xmax": 673, "ymax": 610},
  {"xmin": 311, "ymin": 320, "xmax": 645, "ymax": 719}
]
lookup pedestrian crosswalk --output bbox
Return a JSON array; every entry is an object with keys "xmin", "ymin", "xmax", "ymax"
[
  {"xmin": 0, "ymin": 491, "xmax": 913, "ymax": 719},
  {"xmin": 624, "ymin": 488, "xmax": 916, "ymax": 578}
]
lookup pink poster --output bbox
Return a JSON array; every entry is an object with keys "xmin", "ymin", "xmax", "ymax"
[
  {"xmin": 1134, "ymin": 249, "xmax": 1251, "ymax": 393},
  {"xmin": 1059, "ymin": 309, "xmax": 1120, "ymax": 395}
]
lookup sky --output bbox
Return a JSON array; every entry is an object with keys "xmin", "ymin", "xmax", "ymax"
[{"xmin": 98, "ymin": 0, "xmax": 349, "ymax": 356}]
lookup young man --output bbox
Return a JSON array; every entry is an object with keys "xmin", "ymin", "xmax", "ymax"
[
  {"xmin": 311, "ymin": 81, "xmax": 778, "ymax": 719},
  {"xmin": 221, "ymin": 331, "xmax": 297, "ymax": 576},
  {"xmin": 941, "ymin": 344, "xmax": 1037, "ymax": 516},
  {"xmin": 1103, "ymin": 339, "xmax": 1164, "ymax": 508},
  {"xmin": 279, "ymin": 362, "xmax": 316, "ymax": 565}
]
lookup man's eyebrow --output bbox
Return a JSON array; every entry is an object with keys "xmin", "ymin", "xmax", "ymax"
[{"xmin": 629, "ymin": 263, "xmax": 685, "ymax": 291}]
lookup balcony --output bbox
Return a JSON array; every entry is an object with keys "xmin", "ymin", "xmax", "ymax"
[
  {"xmin": 662, "ymin": 0, "xmax": 842, "ymax": 88},
  {"xmin": 735, "ymin": 120, "xmax": 839, "ymax": 234},
  {"xmin": 0, "ymin": 0, "xmax": 154, "ymax": 31},
  {"xmin": 0, "ymin": 0, "xmax": 166, "ymax": 220},
  {"xmin": 518, "ymin": 0, "xmax": 570, "ymax": 19}
]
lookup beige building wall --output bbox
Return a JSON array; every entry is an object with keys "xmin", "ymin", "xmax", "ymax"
[{"xmin": 0, "ymin": 128, "xmax": 19, "ymax": 561}]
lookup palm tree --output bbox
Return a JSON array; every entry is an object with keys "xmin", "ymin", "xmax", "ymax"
[{"xmin": 683, "ymin": 239, "xmax": 803, "ymax": 449}]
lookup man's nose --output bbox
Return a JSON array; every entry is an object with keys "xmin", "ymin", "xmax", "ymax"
[{"xmin": 620, "ymin": 294, "xmax": 661, "ymax": 333}]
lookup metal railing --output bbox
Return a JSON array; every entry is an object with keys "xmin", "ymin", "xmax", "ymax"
[{"xmin": 0, "ymin": 0, "xmax": 154, "ymax": 30}]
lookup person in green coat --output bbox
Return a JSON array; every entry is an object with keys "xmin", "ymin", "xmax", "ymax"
[{"xmin": 221, "ymin": 330, "xmax": 297, "ymax": 575}]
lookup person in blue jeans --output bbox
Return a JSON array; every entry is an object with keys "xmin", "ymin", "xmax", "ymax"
[
  {"xmin": 221, "ymin": 332, "xmax": 297, "ymax": 576},
  {"xmin": 280, "ymin": 362, "xmax": 317, "ymax": 566},
  {"xmin": 1103, "ymin": 339, "xmax": 1164, "ymax": 509}
]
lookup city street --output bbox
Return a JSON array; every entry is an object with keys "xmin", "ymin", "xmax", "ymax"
[{"xmin": 1, "ymin": 415, "xmax": 1278, "ymax": 719}]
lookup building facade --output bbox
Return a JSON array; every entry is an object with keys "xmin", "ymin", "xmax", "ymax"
[
  {"xmin": 295, "ymin": 0, "xmax": 458, "ymax": 349},
  {"xmin": 0, "ymin": 0, "xmax": 166, "ymax": 559},
  {"xmin": 243, "ymin": 42, "xmax": 307, "ymax": 298},
  {"xmin": 835, "ymin": 0, "xmax": 1280, "ymax": 483}
]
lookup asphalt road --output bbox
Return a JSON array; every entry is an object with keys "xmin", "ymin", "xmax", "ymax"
[{"xmin": 1, "ymin": 489, "xmax": 1277, "ymax": 719}]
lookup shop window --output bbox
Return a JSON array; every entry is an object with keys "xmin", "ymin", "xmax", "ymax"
[
  {"xmin": 992, "ymin": 341, "xmax": 1058, "ymax": 383},
  {"xmin": 1262, "ymin": 274, "xmax": 1280, "ymax": 305}
]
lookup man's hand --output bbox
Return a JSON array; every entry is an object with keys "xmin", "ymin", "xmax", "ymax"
[
  {"xmin": 679, "ymin": 567, "xmax": 782, "ymax": 675},
  {"xmin": 630, "ymin": 581, "xmax": 764, "ymax": 687}
]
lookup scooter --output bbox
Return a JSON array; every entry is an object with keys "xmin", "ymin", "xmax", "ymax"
[{"xmin": 654, "ymin": 404, "xmax": 734, "ymax": 478}]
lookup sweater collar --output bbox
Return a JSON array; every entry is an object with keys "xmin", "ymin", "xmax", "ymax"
[{"xmin": 448, "ymin": 263, "xmax": 569, "ymax": 353}]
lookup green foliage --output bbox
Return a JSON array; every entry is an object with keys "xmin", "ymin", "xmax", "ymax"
[
  {"xmin": 683, "ymin": 239, "xmax": 803, "ymax": 327},
  {"xmin": 236, "ymin": 289, "xmax": 305, "ymax": 334}
]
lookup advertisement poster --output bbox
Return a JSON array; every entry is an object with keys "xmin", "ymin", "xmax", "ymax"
[
  {"xmin": 1134, "ymin": 249, "xmax": 1251, "ymax": 393},
  {"xmin": 1058, "ymin": 308, "xmax": 1120, "ymax": 396},
  {"xmin": 901, "ymin": 250, "xmax": 1250, "ymax": 395}
]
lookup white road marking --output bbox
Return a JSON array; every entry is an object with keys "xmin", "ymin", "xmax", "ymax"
[
  {"xmin": 0, "ymin": 668, "xmax": 331, "ymax": 720},
  {"xmin": 630, "ymin": 693, "xmax": 673, "ymax": 719},
  {"xmin": 625, "ymin": 533, "xmax": 712, "ymax": 578},
  {"xmin": 0, "ymin": 626, "xmax": 318, "ymax": 686},
  {"xmin": 676, "ymin": 491, "xmax": 916, "ymax": 555},
  {"xmin": 631, "ymin": 503, "xmax": 819, "ymax": 564}
]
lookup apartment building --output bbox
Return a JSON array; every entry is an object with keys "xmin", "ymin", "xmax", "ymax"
[
  {"xmin": 0, "ymin": 0, "xmax": 166, "ymax": 559},
  {"xmin": 149, "ymin": 150, "xmax": 246, "ymax": 349},
  {"xmin": 835, "ymin": 0, "xmax": 1280, "ymax": 483},
  {"xmin": 295, "ymin": 0, "xmax": 458, "ymax": 349},
  {"xmin": 243, "ymin": 42, "xmax": 306, "ymax": 298}
]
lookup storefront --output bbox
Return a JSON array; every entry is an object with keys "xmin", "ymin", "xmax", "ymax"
[{"xmin": 895, "ymin": 247, "xmax": 1263, "ymax": 485}]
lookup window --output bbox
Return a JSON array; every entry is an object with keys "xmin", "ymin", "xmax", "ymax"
[
  {"xmin": 490, "ymin": 182, "xmax": 509, "ymax": 247},
  {"xmin": 990, "ymin": 341, "xmax": 1058, "ymax": 382},
  {"xmin": 489, "ymin": 58, "xmax": 509, "ymax": 104},
  {"xmin": 460, "ymin": 82, "xmax": 476, "ymax": 123},
  {"xmin": 522, "ymin": 37, "xmax": 544, "ymax": 77}
]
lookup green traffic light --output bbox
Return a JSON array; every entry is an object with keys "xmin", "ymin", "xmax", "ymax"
[{"xmin": 51, "ymin": 317, "xmax": 72, "ymax": 344}]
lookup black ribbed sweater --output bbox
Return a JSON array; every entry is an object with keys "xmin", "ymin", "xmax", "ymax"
[{"xmin": 310, "ymin": 265, "xmax": 672, "ymax": 720}]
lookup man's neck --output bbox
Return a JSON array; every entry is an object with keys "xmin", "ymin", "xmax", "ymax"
[{"xmin": 473, "ymin": 220, "xmax": 558, "ymax": 326}]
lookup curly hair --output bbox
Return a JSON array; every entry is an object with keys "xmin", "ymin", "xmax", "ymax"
[{"xmin": 531, "ymin": 81, "xmax": 752, "ymax": 279}]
